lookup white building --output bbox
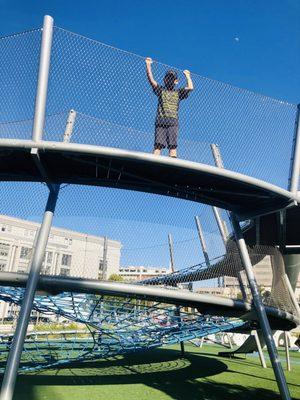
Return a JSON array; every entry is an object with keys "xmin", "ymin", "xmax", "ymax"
[
  {"xmin": 0, "ymin": 214, "xmax": 121, "ymax": 280},
  {"xmin": 201, "ymin": 255, "xmax": 300, "ymax": 301},
  {"xmin": 0, "ymin": 214, "xmax": 122, "ymax": 320},
  {"xmin": 119, "ymin": 266, "xmax": 171, "ymax": 282}
]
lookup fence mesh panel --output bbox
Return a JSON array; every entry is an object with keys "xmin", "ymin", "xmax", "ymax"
[
  {"xmin": 0, "ymin": 29, "xmax": 41, "ymax": 137},
  {"xmin": 0, "ymin": 25, "xmax": 297, "ymax": 187},
  {"xmin": 0, "ymin": 23, "xmax": 299, "ymax": 371},
  {"xmin": 42, "ymin": 26, "xmax": 298, "ymax": 187},
  {"xmin": 1, "ymin": 180, "xmax": 297, "ymax": 315}
]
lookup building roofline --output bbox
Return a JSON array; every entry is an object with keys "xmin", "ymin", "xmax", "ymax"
[{"xmin": 0, "ymin": 214, "xmax": 121, "ymax": 247}]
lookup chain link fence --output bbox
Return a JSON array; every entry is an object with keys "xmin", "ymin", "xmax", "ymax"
[
  {"xmin": 0, "ymin": 180, "xmax": 297, "ymax": 316},
  {"xmin": 0, "ymin": 22, "xmax": 299, "ymax": 356},
  {"xmin": 0, "ymin": 25, "xmax": 298, "ymax": 188}
]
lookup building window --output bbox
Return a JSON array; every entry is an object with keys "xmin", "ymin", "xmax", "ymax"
[
  {"xmin": 0, "ymin": 242, "xmax": 9, "ymax": 257},
  {"xmin": 61, "ymin": 254, "xmax": 72, "ymax": 267},
  {"xmin": 20, "ymin": 247, "xmax": 32, "ymax": 260},
  {"xmin": 99, "ymin": 259, "xmax": 108, "ymax": 272},
  {"xmin": 1, "ymin": 225, "xmax": 12, "ymax": 233},
  {"xmin": 60, "ymin": 267, "xmax": 70, "ymax": 276},
  {"xmin": 47, "ymin": 252, "xmax": 53, "ymax": 264},
  {"xmin": 42, "ymin": 265, "xmax": 51, "ymax": 275},
  {"xmin": 64, "ymin": 237, "xmax": 73, "ymax": 245}
]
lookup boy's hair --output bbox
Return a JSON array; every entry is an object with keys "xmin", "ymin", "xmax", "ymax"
[{"xmin": 164, "ymin": 70, "xmax": 178, "ymax": 81}]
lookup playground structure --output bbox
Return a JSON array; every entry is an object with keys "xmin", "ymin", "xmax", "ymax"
[{"xmin": 0, "ymin": 14, "xmax": 299, "ymax": 400}]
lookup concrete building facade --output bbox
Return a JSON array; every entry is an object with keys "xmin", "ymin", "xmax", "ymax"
[
  {"xmin": 0, "ymin": 214, "xmax": 122, "ymax": 320},
  {"xmin": 0, "ymin": 215, "xmax": 121, "ymax": 280},
  {"xmin": 119, "ymin": 266, "xmax": 172, "ymax": 282},
  {"xmin": 200, "ymin": 255, "xmax": 300, "ymax": 301}
]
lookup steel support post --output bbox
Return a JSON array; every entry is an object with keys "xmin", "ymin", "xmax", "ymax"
[
  {"xmin": 102, "ymin": 236, "xmax": 108, "ymax": 280},
  {"xmin": 282, "ymin": 273, "xmax": 300, "ymax": 318},
  {"xmin": 231, "ymin": 215, "xmax": 291, "ymax": 400},
  {"xmin": 168, "ymin": 233, "xmax": 175, "ymax": 273},
  {"xmin": 32, "ymin": 15, "xmax": 54, "ymax": 142},
  {"xmin": 168, "ymin": 233, "xmax": 185, "ymax": 356},
  {"xmin": 289, "ymin": 105, "xmax": 300, "ymax": 195},
  {"xmin": 210, "ymin": 144, "xmax": 247, "ymax": 298},
  {"xmin": 63, "ymin": 109, "xmax": 77, "ymax": 143},
  {"xmin": 252, "ymin": 330, "xmax": 267, "ymax": 368},
  {"xmin": 284, "ymin": 332, "xmax": 291, "ymax": 372},
  {"xmin": 194, "ymin": 216, "xmax": 210, "ymax": 267},
  {"xmin": 212, "ymin": 206, "xmax": 228, "ymax": 288},
  {"xmin": 212, "ymin": 206, "xmax": 227, "ymax": 246},
  {"xmin": 0, "ymin": 186, "xmax": 60, "ymax": 400},
  {"xmin": 0, "ymin": 15, "xmax": 55, "ymax": 400}
]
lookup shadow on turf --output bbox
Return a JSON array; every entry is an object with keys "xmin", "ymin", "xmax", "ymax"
[{"xmin": 1, "ymin": 348, "xmax": 296, "ymax": 400}]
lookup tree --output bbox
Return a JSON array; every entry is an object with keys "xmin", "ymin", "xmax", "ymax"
[{"xmin": 108, "ymin": 274, "xmax": 124, "ymax": 282}]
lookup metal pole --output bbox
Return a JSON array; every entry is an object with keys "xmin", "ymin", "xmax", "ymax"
[
  {"xmin": 212, "ymin": 207, "xmax": 227, "ymax": 288},
  {"xmin": 210, "ymin": 144, "xmax": 230, "ymax": 236},
  {"xmin": 0, "ymin": 15, "xmax": 56, "ymax": 400},
  {"xmin": 102, "ymin": 236, "xmax": 108, "ymax": 280},
  {"xmin": 210, "ymin": 144, "xmax": 228, "ymax": 288},
  {"xmin": 210, "ymin": 143, "xmax": 224, "ymax": 168},
  {"xmin": 210, "ymin": 144, "xmax": 228, "ymax": 245},
  {"xmin": 282, "ymin": 273, "xmax": 300, "ymax": 318},
  {"xmin": 0, "ymin": 186, "xmax": 59, "ymax": 400},
  {"xmin": 168, "ymin": 233, "xmax": 175, "ymax": 273},
  {"xmin": 194, "ymin": 216, "xmax": 210, "ymax": 267},
  {"xmin": 32, "ymin": 15, "xmax": 54, "ymax": 142},
  {"xmin": 236, "ymin": 271, "xmax": 248, "ymax": 301},
  {"xmin": 212, "ymin": 207, "xmax": 227, "ymax": 246},
  {"xmin": 227, "ymin": 333, "xmax": 233, "ymax": 349},
  {"xmin": 252, "ymin": 330, "xmax": 267, "ymax": 368},
  {"xmin": 288, "ymin": 105, "xmax": 300, "ymax": 194},
  {"xmin": 167, "ymin": 234, "xmax": 185, "ymax": 356},
  {"xmin": 231, "ymin": 215, "xmax": 291, "ymax": 400},
  {"xmin": 63, "ymin": 110, "xmax": 77, "ymax": 143},
  {"xmin": 284, "ymin": 332, "xmax": 291, "ymax": 372},
  {"xmin": 210, "ymin": 144, "xmax": 247, "ymax": 299}
]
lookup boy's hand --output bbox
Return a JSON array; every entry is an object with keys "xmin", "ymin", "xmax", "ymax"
[
  {"xmin": 145, "ymin": 57, "xmax": 158, "ymax": 88},
  {"xmin": 183, "ymin": 69, "xmax": 194, "ymax": 90}
]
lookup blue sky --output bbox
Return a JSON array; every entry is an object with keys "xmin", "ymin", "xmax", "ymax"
[
  {"xmin": 0, "ymin": 0, "xmax": 299, "ymax": 272},
  {"xmin": 1, "ymin": 0, "xmax": 299, "ymax": 102}
]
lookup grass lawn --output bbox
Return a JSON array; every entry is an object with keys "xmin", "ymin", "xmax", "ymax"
[{"xmin": 5, "ymin": 344, "xmax": 300, "ymax": 400}]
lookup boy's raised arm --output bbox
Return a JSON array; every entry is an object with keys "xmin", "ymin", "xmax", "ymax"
[
  {"xmin": 183, "ymin": 70, "xmax": 194, "ymax": 91},
  {"xmin": 145, "ymin": 57, "xmax": 158, "ymax": 88}
]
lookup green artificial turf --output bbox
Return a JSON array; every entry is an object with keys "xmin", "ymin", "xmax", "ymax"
[{"xmin": 5, "ymin": 344, "xmax": 300, "ymax": 400}]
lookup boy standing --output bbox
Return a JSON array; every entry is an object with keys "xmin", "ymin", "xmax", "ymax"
[{"xmin": 145, "ymin": 57, "xmax": 193, "ymax": 158}]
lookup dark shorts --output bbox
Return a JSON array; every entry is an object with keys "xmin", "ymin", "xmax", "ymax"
[{"xmin": 154, "ymin": 124, "xmax": 178, "ymax": 149}]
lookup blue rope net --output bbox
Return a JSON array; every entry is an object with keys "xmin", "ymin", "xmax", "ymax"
[{"xmin": 0, "ymin": 287, "xmax": 245, "ymax": 371}]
